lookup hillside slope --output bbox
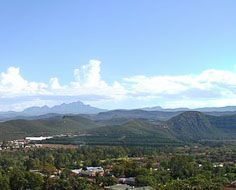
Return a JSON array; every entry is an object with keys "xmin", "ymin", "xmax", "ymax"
[
  {"xmin": 94, "ymin": 109, "xmax": 181, "ymax": 121},
  {"xmin": 207, "ymin": 114, "xmax": 236, "ymax": 138},
  {"xmin": 48, "ymin": 119, "xmax": 180, "ymax": 146},
  {"xmin": 167, "ymin": 112, "xmax": 217, "ymax": 140},
  {"xmin": 167, "ymin": 111, "xmax": 236, "ymax": 141},
  {"xmin": 1, "ymin": 111, "xmax": 236, "ymax": 143},
  {"xmin": 0, "ymin": 115, "xmax": 99, "ymax": 140}
]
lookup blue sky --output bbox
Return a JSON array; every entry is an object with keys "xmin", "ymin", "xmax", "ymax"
[{"xmin": 0, "ymin": 0, "xmax": 236, "ymax": 111}]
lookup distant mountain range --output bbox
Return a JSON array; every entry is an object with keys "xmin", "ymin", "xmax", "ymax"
[
  {"xmin": 91, "ymin": 109, "xmax": 182, "ymax": 121},
  {"xmin": 23, "ymin": 101, "xmax": 106, "ymax": 115},
  {"xmin": 1, "ymin": 101, "xmax": 236, "ymax": 122},
  {"xmin": 142, "ymin": 105, "xmax": 236, "ymax": 112},
  {"xmin": 142, "ymin": 106, "xmax": 190, "ymax": 112},
  {"xmin": 0, "ymin": 100, "xmax": 235, "ymax": 145},
  {"xmin": 0, "ymin": 101, "xmax": 106, "ymax": 121}
]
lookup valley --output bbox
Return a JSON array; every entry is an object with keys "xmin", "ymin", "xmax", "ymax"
[{"xmin": 0, "ymin": 108, "xmax": 236, "ymax": 147}]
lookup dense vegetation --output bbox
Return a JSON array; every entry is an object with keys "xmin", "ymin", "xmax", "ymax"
[
  {"xmin": 0, "ymin": 145, "xmax": 235, "ymax": 189},
  {"xmin": 0, "ymin": 115, "xmax": 100, "ymax": 140},
  {"xmin": 0, "ymin": 111, "xmax": 236, "ymax": 146}
]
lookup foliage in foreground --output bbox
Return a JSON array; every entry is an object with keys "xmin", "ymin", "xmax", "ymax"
[{"xmin": 0, "ymin": 146, "xmax": 235, "ymax": 189}]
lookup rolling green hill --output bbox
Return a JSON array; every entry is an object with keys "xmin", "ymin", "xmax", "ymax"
[
  {"xmin": 166, "ymin": 111, "xmax": 236, "ymax": 141},
  {"xmin": 94, "ymin": 109, "xmax": 181, "ymax": 121},
  {"xmin": 0, "ymin": 115, "xmax": 100, "ymax": 140},
  {"xmin": 207, "ymin": 114, "xmax": 236, "ymax": 138},
  {"xmin": 166, "ymin": 111, "xmax": 216, "ymax": 141},
  {"xmin": 0, "ymin": 111, "xmax": 236, "ymax": 145},
  {"xmin": 46, "ymin": 119, "xmax": 180, "ymax": 146}
]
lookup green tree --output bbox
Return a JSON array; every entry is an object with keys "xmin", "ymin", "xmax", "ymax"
[
  {"xmin": 95, "ymin": 176, "xmax": 117, "ymax": 186},
  {"xmin": 0, "ymin": 173, "xmax": 10, "ymax": 190},
  {"xmin": 9, "ymin": 169, "xmax": 27, "ymax": 190},
  {"xmin": 25, "ymin": 172, "xmax": 44, "ymax": 190},
  {"xmin": 136, "ymin": 175, "xmax": 156, "ymax": 187}
]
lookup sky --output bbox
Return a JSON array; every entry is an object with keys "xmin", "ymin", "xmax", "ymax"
[{"xmin": 0, "ymin": 0, "xmax": 236, "ymax": 111}]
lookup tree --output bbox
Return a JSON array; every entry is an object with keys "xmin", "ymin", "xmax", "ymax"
[
  {"xmin": 0, "ymin": 173, "xmax": 10, "ymax": 190},
  {"xmin": 95, "ymin": 176, "xmax": 117, "ymax": 186},
  {"xmin": 163, "ymin": 179, "xmax": 190, "ymax": 190},
  {"xmin": 136, "ymin": 175, "xmax": 156, "ymax": 187},
  {"xmin": 9, "ymin": 169, "xmax": 27, "ymax": 190},
  {"xmin": 169, "ymin": 156, "xmax": 197, "ymax": 179},
  {"xmin": 25, "ymin": 172, "xmax": 44, "ymax": 190}
]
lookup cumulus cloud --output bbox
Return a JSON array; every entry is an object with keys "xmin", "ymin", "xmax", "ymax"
[
  {"xmin": 50, "ymin": 77, "xmax": 63, "ymax": 90},
  {"xmin": 0, "ymin": 67, "xmax": 48, "ymax": 97},
  {"xmin": 0, "ymin": 60, "xmax": 126, "ymax": 110},
  {"xmin": 0, "ymin": 60, "xmax": 236, "ymax": 111},
  {"xmin": 123, "ymin": 68, "xmax": 236, "ymax": 109},
  {"xmin": 124, "ymin": 69, "xmax": 236, "ymax": 99},
  {"xmin": 68, "ymin": 60, "xmax": 126, "ymax": 99}
]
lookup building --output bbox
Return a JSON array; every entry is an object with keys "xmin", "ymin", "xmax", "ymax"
[
  {"xmin": 105, "ymin": 184, "xmax": 153, "ymax": 190},
  {"xmin": 119, "ymin": 177, "xmax": 136, "ymax": 186},
  {"xmin": 81, "ymin": 166, "xmax": 104, "ymax": 177},
  {"xmin": 71, "ymin": 166, "xmax": 104, "ymax": 177},
  {"xmin": 25, "ymin": 136, "xmax": 53, "ymax": 141},
  {"xmin": 71, "ymin": 169, "xmax": 82, "ymax": 176},
  {"xmin": 104, "ymin": 184, "xmax": 132, "ymax": 190}
]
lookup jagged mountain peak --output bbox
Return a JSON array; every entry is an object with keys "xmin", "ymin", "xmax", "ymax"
[{"xmin": 22, "ymin": 101, "xmax": 106, "ymax": 115}]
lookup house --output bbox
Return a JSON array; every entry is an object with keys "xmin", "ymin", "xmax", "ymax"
[
  {"xmin": 29, "ymin": 170, "xmax": 46, "ymax": 177},
  {"xmin": 213, "ymin": 163, "xmax": 224, "ymax": 168},
  {"xmin": 71, "ymin": 169, "xmax": 82, "ymax": 176},
  {"xmin": 104, "ymin": 184, "xmax": 132, "ymax": 190},
  {"xmin": 80, "ymin": 166, "xmax": 104, "ymax": 177},
  {"xmin": 105, "ymin": 184, "xmax": 153, "ymax": 190},
  {"xmin": 71, "ymin": 166, "xmax": 104, "ymax": 177},
  {"xmin": 25, "ymin": 136, "xmax": 53, "ymax": 141},
  {"xmin": 134, "ymin": 187, "xmax": 153, "ymax": 190},
  {"xmin": 119, "ymin": 177, "xmax": 136, "ymax": 186}
]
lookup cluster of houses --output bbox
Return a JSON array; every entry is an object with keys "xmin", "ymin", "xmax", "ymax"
[
  {"xmin": 0, "ymin": 135, "xmax": 80, "ymax": 151},
  {"xmin": 0, "ymin": 136, "xmax": 54, "ymax": 150},
  {"xmin": 29, "ymin": 166, "xmax": 105, "ymax": 180},
  {"xmin": 29, "ymin": 165, "xmax": 152, "ymax": 190},
  {"xmin": 29, "ymin": 164, "xmax": 152, "ymax": 189},
  {"xmin": 70, "ymin": 167, "xmax": 152, "ymax": 190},
  {"xmin": 0, "ymin": 139, "xmax": 34, "ymax": 150}
]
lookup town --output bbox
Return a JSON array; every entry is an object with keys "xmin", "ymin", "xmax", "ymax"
[{"xmin": 0, "ymin": 139, "xmax": 235, "ymax": 189}]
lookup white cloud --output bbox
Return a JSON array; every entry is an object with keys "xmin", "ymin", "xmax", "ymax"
[
  {"xmin": 81, "ymin": 59, "xmax": 102, "ymax": 86},
  {"xmin": 123, "ymin": 68, "xmax": 236, "ymax": 109},
  {"xmin": 0, "ymin": 67, "xmax": 48, "ymax": 97},
  {"xmin": 0, "ymin": 60, "xmax": 126, "ymax": 110},
  {"xmin": 0, "ymin": 60, "xmax": 236, "ymax": 111},
  {"xmin": 68, "ymin": 60, "xmax": 126, "ymax": 100},
  {"xmin": 124, "ymin": 69, "xmax": 236, "ymax": 98},
  {"xmin": 50, "ymin": 77, "xmax": 62, "ymax": 90}
]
